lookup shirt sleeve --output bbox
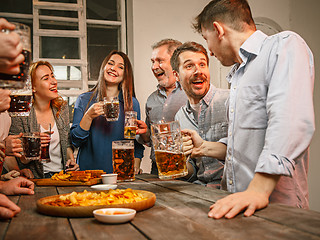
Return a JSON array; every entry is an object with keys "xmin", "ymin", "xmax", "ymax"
[
  {"xmin": 255, "ymin": 33, "xmax": 315, "ymax": 176},
  {"xmin": 136, "ymin": 98, "xmax": 152, "ymax": 146},
  {"xmin": 132, "ymin": 98, "xmax": 145, "ymax": 159},
  {"xmin": 70, "ymin": 94, "xmax": 90, "ymax": 148}
]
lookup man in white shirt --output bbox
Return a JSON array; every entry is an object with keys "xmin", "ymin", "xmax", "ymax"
[{"xmin": 192, "ymin": 0, "xmax": 315, "ymax": 219}]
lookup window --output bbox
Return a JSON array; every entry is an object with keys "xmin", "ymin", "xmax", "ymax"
[{"xmin": 0, "ymin": 0, "xmax": 126, "ymax": 119}]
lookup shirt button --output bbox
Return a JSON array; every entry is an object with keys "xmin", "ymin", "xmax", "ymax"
[
  {"xmin": 233, "ymin": 86, "xmax": 237, "ymax": 90},
  {"xmin": 229, "ymin": 132, "xmax": 232, "ymax": 136},
  {"xmin": 228, "ymin": 156, "xmax": 231, "ymax": 161},
  {"xmin": 229, "ymin": 180, "xmax": 233, "ymax": 185},
  {"xmin": 230, "ymin": 108, "xmax": 234, "ymax": 113}
]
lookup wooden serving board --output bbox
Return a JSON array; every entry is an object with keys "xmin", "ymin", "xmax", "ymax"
[
  {"xmin": 36, "ymin": 190, "xmax": 156, "ymax": 217},
  {"xmin": 32, "ymin": 178, "xmax": 102, "ymax": 186}
]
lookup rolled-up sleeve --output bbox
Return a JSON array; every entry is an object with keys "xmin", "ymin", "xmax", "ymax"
[
  {"xmin": 255, "ymin": 33, "xmax": 315, "ymax": 176},
  {"xmin": 70, "ymin": 95, "xmax": 90, "ymax": 148}
]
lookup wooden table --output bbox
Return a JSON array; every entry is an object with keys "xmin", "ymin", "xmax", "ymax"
[{"xmin": 1, "ymin": 174, "xmax": 320, "ymax": 240}]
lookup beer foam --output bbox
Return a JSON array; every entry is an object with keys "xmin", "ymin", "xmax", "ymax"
[
  {"xmin": 10, "ymin": 91, "xmax": 32, "ymax": 96},
  {"xmin": 112, "ymin": 146, "xmax": 134, "ymax": 149}
]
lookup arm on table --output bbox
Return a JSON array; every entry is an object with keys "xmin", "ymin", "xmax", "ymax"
[
  {"xmin": 208, "ymin": 172, "xmax": 280, "ymax": 219},
  {"xmin": 0, "ymin": 177, "xmax": 34, "ymax": 195},
  {"xmin": 0, "ymin": 193, "xmax": 20, "ymax": 219},
  {"xmin": 4, "ymin": 156, "xmax": 34, "ymax": 179}
]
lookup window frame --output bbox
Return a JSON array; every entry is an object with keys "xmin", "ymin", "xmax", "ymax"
[{"xmin": 0, "ymin": 0, "xmax": 127, "ymax": 97}]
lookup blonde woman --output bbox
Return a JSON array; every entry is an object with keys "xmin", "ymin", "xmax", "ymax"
[{"xmin": 7, "ymin": 61, "xmax": 79, "ymax": 178}]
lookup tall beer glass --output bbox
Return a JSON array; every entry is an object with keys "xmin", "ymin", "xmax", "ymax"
[
  {"xmin": 151, "ymin": 121, "xmax": 187, "ymax": 179},
  {"xmin": 112, "ymin": 140, "xmax": 135, "ymax": 182},
  {"xmin": 0, "ymin": 22, "xmax": 32, "ymax": 89}
]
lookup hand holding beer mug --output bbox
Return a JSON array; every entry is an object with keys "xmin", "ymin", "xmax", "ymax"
[
  {"xmin": 0, "ymin": 22, "xmax": 31, "ymax": 89},
  {"xmin": 124, "ymin": 111, "xmax": 137, "ymax": 139},
  {"xmin": 103, "ymin": 96, "xmax": 120, "ymax": 121},
  {"xmin": 112, "ymin": 140, "xmax": 135, "ymax": 182},
  {"xmin": 21, "ymin": 132, "xmax": 41, "ymax": 162},
  {"xmin": 151, "ymin": 121, "xmax": 188, "ymax": 179}
]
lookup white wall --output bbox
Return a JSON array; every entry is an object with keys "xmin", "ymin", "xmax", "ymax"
[{"xmin": 130, "ymin": 0, "xmax": 320, "ymax": 212}]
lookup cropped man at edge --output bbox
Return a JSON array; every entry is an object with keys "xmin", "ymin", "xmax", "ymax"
[
  {"xmin": 171, "ymin": 41, "xmax": 229, "ymax": 188},
  {"xmin": 192, "ymin": 0, "xmax": 315, "ymax": 219},
  {"xmin": 0, "ymin": 18, "xmax": 35, "ymax": 219},
  {"xmin": 136, "ymin": 39, "xmax": 188, "ymax": 175}
]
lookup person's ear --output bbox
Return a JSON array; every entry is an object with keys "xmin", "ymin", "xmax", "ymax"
[
  {"xmin": 173, "ymin": 70, "xmax": 180, "ymax": 82},
  {"xmin": 213, "ymin": 21, "xmax": 225, "ymax": 40}
]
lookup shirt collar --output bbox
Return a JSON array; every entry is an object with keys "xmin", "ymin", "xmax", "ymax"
[
  {"xmin": 185, "ymin": 84, "xmax": 215, "ymax": 112},
  {"xmin": 227, "ymin": 30, "xmax": 268, "ymax": 83},
  {"xmin": 157, "ymin": 81, "xmax": 182, "ymax": 96},
  {"xmin": 240, "ymin": 30, "xmax": 268, "ymax": 58}
]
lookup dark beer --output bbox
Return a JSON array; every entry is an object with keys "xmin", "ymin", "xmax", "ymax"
[
  {"xmin": 40, "ymin": 145, "xmax": 50, "ymax": 163},
  {"xmin": 154, "ymin": 150, "xmax": 188, "ymax": 179},
  {"xmin": 0, "ymin": 50, "xmax": 31, "ymax": 89},
  {"xmin": 22, "ymin": 134, "xmax": 41, "ymax": 161},
  {"xmin": 8, "ymin": 93, "xmax": 32, "ymax": 117},
  {"xmin": 112, "ymin": 148, "xmax": 135, "ymax": 181},
  {"xmin": 124, "ymin": 126, "xmax": 136, "ymax": 139},
  {"xmin": 104, "ymin": 102, "xmax": 120, "ymax": 121}
]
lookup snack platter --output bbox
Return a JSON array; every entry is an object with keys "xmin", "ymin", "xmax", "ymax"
[
  {"xmin": 32, "ymin": 170, "xmax": 105, "ymax": 186},
  {"xmin": 36, "ymin": 189, "xmax": 156, "ymax": 217},
  {"xmin": 32, "ymin": 178, "xmax": 102, "ymax": 186}
]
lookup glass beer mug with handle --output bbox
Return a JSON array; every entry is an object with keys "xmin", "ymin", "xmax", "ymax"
[
  {"xmin": 151, "ymin": 120, "xmax": 188, "ymax": 179},
  {"xmin": 8, "ymin": 77, "xmax": 32, "ymax": 117}
]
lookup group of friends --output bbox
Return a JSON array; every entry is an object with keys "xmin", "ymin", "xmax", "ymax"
[{"xmin": 0, "ymin": 0, "xmax": 315, "ymax": 221}]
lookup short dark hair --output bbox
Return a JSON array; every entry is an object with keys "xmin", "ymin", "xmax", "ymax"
[
  {"xmin": 152, "ymin": 39, "xmax": 182, "ymax": 55},
  {"xmin": 170, "ymin": 41, "xmax": 209, "ymax": 72},
  {"xmin": 193, "ymin": 0, "xmax": 255, "ymax": 33}
]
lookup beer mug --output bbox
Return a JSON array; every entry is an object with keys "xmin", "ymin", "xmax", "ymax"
[
  {"xmin": 0, "ymin": 22, "xmax": 32, "ymax": 89},
  {"xmin": 112, "ymin": 140, "xmax": 135, "ymax": 182},
  {"xmin": 124, "ymin": 111, "xmax": 137, "ymax": 139},
  {"xmin": 103, "ymin": 96, "xmax": 120, "ymax": 121},
  {"xmin": 21, "ymin": 132, "xmax": 41, "ymax": 161},
  {"xmin": 8, "ymin": 78, "xmax": 32, "ymax": 117},
  {"xmin": 151, "ymin": 120, "xmax": 188, "ymax": 179}
]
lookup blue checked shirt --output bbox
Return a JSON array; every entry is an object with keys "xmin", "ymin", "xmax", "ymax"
[{"xmin": 175, "ymin": 84, "xmax": 229, "ymax": 188}]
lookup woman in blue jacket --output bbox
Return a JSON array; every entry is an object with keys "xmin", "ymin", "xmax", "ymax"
[{"xmin": 70, "ymin": 50, "xmax": 144, "ymax": 173}]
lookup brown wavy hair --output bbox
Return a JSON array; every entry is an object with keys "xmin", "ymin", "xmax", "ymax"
[
  {"xmin": 86, "ymin": 50, "xmax": 135, "ymax": 112},
  {"xmin": 29, "ymin": 60, "xmax": 66, "ymax": 118}
]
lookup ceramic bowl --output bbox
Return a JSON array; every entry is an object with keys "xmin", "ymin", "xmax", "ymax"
[
  {"xmin": 101, "ymin": 173, "xmax": 118, "ymax": 184},
  {"xmin": 93, "ymin": 208, "xmax": 136, "ymax": 224},
  {"xmin": 90, "ymin": 184, "xmax": 117, "ymax": 191}
]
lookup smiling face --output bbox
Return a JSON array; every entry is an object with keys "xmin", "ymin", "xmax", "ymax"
[
  {"xmin": 151, "ymin": 45, "xmax": 176, "ymax": 89},
  {"xmin": 104, "ymin": 54, "xmax": 125, "ymax": 86},
  {"xmin": 175, "ymin": 51, "xmax": 210, "ymax": 104},
  {"xmin": 33, "ymin": 65, "xmax": 59, "ymax": 101}
]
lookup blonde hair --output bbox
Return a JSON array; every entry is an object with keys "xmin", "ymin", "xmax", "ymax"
[{"xmin": 29, "ymin": 60, "xmax": 66, "ymax": 118}]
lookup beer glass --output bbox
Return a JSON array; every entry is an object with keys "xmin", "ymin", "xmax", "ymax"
[
  {"xmin": 103, "ymin": 96, "xmax": 120, "ymax": 121},
  {"xmin": 112, "ymin": 140, "xmax": 135, "ymax": 182},
  {"xmin": 8, "ymin": 79, "xmax": 32, "ymax": 117},
  {"xmin": 21, "ymin": 132, "xmax": 41, "ymax": 161},
  {"xmin": 124, "ymin": 111, "xmax": 137, "ymax": 139},
  {"xmin": 40, "ymin": 130, "xmax": 51, "ymax": 163},
  {"xmin": 0, "ymin": 22, "xmax": 32, "ymax": 89},
  {"xmin": 151, "ymin": 120, "xmax": 188, "ymax": 179}
]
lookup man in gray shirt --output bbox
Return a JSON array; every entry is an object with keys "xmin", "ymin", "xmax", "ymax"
[
  {"xmin": 171, "ymin": 41, "xmax": 229, "ymax": 188},
  {"xmin": 137, "ymin": 39, "xmax": 188, "ymax": 175}
]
